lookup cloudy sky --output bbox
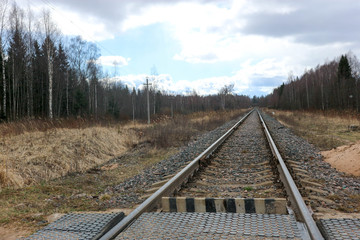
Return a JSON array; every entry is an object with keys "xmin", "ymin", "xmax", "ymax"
[{"xmin": 17, "ymin": 0, "xmax": 360, "ymax": 96}]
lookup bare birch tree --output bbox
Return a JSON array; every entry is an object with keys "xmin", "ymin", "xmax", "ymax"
[
  {"xmin": 41, "ymin": 10, "xmax": 57, "ymax": 119},
  {"xmin": 348, "ymin": 52, "xmax": 360, "ymax": 112},
  {"xmin": 219, "ymin": 83, "xmax": 234, "ymax": 110},
  {"xmin": 0, "ymin": 0, "xmax": 8, "ymax": 117},
  {"xmin": 68, "ymin": 36, "xmax": 88, "ymax": 115},
  {"xmin": 86, "ymin": 43, "xmax": 100, "ymax": 116},
  {"xmin": 25, "ymin": 6, "xmax": 35, "ymax": 117},
  {"xmin": 151, "ymin": 65, "xmax": 158, "ymax": 114},
  {"xmin": 8, "ymin": 3, "xmax": 25, "ymax": 119}
]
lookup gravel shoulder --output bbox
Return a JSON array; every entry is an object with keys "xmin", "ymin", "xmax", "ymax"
[
  {"xmin": 260, "ymin": 110, "xmax": 360, "ymax": 217},
  {"xmin": 105, "ymin": 109, "xmax": 360, "ymax": 218},
  {"xmin": 103, "ymin": 114, "xmax": 248, "ymax": 208}
]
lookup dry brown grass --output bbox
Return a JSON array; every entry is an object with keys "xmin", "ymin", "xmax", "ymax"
[
  {"xmin": 0, "ymin": 117, "xmax": 117, "ymax": 137},
  {"xmin": 143, "ymin": 109, "xmax": 248, "ymax": 148},
  {"xmin": 0, "ymin": 127, "xmax": 136, "ymax": 188},
  {"xmin": 0, "ymin": 146, "xmax": 177, "ymax": 229},
  {"xmin": 0, "ymin": 109, "xmax": 247, "ymax": 188},
  {"xmin": 265, "ymin": 109, "xmax": 360, "ymax": 150},
  {"xmin": 0, "ymin": 109, "xmax": 248, "ymax": 232}
]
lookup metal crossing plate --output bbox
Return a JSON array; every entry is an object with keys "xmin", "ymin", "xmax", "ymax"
[
  {"xmin": 23, "ymin": 212, "xmax": 124, "ymax": 240},
  {"xmin": 319, "ymin": 218, "xmax": 360, "ymax": 240},
  {"xmin": 115, "ymin": 212, "xmax": 307, "ymax": 239}
]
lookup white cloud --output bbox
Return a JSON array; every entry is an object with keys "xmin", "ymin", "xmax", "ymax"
[
  {"xmin": 104, "ymin": 58, "xmax": 286, "ymax": 96},
  {"xmin": 121, "ymin": 1, "xmax": 242, "ymax": 63},
  {"xmin": 106, "ymin": 74, "xmax": 240, "ymax": 95},
  {"xmin": 16, "ymin": 0, "xmax": 360, "ymax": 96},
  {"xmin": 98, "ymin": 56, "xmax": 130, "ymax": 67},
  {"xmin": 16, "ymin": 0, "xmax": 115, "ymax": 42},
  {"xmin": 52, "ymin": 11, "xmax": 114, "ymax": 42},
  {"xmin": 117, "ymin": 0, "xmax": 358, "ymax": 69}
]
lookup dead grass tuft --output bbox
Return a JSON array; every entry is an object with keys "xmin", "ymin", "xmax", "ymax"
[
  {"xmin": 0, "ymin": 109, "xmax": 247, "ymax": 189},
  {"xmin": 143, "ymin": 110, "xmax": 248, "ymax": 148},
  {"xmin": 0, "ymin": 109, "xmax": 248, "ymax": 231},
  {"xmin": 0, "ymin": 127, "xmax": 136, "ymax": 188},
  {"xmin": 0, "ymin": 117, "xmax": 121, "ymax": 138},
  {"xmin": 0, "ymin": 166, "xmax": 24, "ymax": 189},
  {"xmin": 266, "ymin": 109, "xmax": 360, "ymax": 150}
]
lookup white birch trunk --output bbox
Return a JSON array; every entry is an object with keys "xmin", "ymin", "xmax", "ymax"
[
  {"xmin": 305, "ymin": 76, "xmax": 310, "ymax": 109},
  {"xmin": 1, "ymin": 51, "xmax": 5, "ymax": 117},
  {"xmin": 88, "ymin": 82, "xmax": 91, "ymax": 114},
  {"xmin": 132, "ymin": 100, "xmax": 135, "ymax": 122},
  {"xmin": 153, "ymin": 92, "xmax": 156, "ymax": 114},
  {"xmin": 94, "ymin": 83, "xmax": 97, "ymax": 117},
  {"xmin": 47, "ymin": 46, "xmax": 53, "ymax": 119},
  {"xmin": 66, "ymin": 72, "xmax": 69, "ymax": 116},
  {"xmin": 12, "ymin": 54, "xmax": 15, "ymax": 119}
]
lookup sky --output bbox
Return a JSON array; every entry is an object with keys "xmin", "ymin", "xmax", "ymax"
[{"xmin": 16, "ymin": 0, "xmax": 360, "ymax": 96}]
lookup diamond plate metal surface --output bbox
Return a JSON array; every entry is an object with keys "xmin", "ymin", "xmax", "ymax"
[
  {"xmin": 319, "ymin": 218, "xmax": 360, "ymax": 240},
  {"xmin": 23, "ymin": 212, "xmax": 124, "ymax": 240},
  {"xmin": 116, "ymin": 212, "xmax": 304, "ymax": 239}
]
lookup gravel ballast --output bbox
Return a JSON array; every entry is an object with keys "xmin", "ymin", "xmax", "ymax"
[
  {"xmin": 104, "ymin": 109, "xmax": 360, "ymax": 214},
  {"xmin": 260, "ymin": 110, "xmax": 360, "ymax": 213},
  {"xmin": 177, "ymin": 110, "xmax": 286, "ymax": 198},
  {"xmin": 104, "ymin": 112, "xmax": 249, "ymax": 208}
]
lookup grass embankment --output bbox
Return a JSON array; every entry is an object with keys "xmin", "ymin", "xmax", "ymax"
[
  {"xmin": 0, "ymin": 109, "xmax": 247, "ymax": 233},
  {"xmin": 264, "ymin": 109, "xmax": 360, "ymax": 150}
]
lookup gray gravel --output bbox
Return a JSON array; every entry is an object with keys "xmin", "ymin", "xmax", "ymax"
[
  {"xmin": 260, "ymin": 110, "xmax": 360, "ymax": 212},
  {"xmin": 104, "ymin": 109, "xmax": 360, "ymax": 213},
  {"xmin": 177, "ymin": 110, "xmax": 285, "ymax": 198},
  {"xmin": 103, "ymin": 113, "xmax": 248, "ymax": 208}
]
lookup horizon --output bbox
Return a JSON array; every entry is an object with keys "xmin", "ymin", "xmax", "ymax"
[{"xmin": 14, "ymin": 0, "xmax": 360, "ymax": 97}]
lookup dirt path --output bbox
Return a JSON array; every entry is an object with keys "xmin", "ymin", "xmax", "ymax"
[{"xmin": 322, "ymin": 141, "xmax": 360, "ymax": 176}]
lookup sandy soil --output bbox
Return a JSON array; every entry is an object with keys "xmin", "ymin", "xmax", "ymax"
[
  {"xmin": 322, "ymin": 141, "xmax": 360, "ymax": 176},
  {"xmin": 0, "ymin": 226, "xmax": 30, "ymax": 240}
]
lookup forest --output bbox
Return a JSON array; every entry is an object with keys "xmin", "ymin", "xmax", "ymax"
[
  {"xmin": 1, "ymin": 2, "xmax": 359, "ymax": 123},
  {"xmin": 259, "ymin": 53, "xmax": 360, "ymax": 112},
  {"xmin": 0, "ymin": 2, "xmax": 251, "ymax": 122}
]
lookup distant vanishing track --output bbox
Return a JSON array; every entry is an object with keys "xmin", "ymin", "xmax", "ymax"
[
  {"xmin": 100, "ymin": 109, "xmax": 324, "ymax": 240},
  {"xmin": 176, "ymin": 110, "xmax": 286, "ymax": 198}
]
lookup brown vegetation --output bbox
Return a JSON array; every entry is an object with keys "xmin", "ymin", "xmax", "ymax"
[
  {"xmin": 266, "ymin": 109, "xmax": 360, "ymax": 150},
  {"xmin": 0, "ymin": 109, "xmax": 246, "ymax": 189},
  {"xmin": 0, "ymin": 109, "xmax": 246, "ymax": 234},
  {"xmin": 0, "ymin": 127, "xmax": 134, "ymax": 188},
  {"xmin": 144, "ymin": 110, "xmax": 247, "ymax": 148},
  {"xmin": 266, "ymin": 109, "xmax": 360, "ymax": 177}
]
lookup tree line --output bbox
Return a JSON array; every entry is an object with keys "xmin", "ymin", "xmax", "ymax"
[
  {"xmin": 0, "ymin": 2, "xmax": 251, "ymax": 122},
  {"xmin": 259, "ymin": 52, "xmax": 360, "ymax": 111}
]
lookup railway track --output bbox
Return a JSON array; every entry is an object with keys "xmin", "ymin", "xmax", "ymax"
[
  {"xmin": 26, "ymin": 108, "xmax": 360, "ymax": 240},
  {"xmin": 100, "ymin": 109, "xmax": 324, "ymax": 240},
  {"xmin": 176, "ymin": 110, "xmax": 285, "ymax": 199}
]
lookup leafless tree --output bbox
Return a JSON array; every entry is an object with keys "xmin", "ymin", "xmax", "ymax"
[
  {"xmin": 151, "ymin": 65, "xmax": 158, "ymax": 114},
  {"xmin": 0, "ymin": 0, "xmax": 8, "ymax": 117},
  {"xmin": 219, "ymin": 83, "xmax": 234, "ymax": 110},
  {"xmin": 348, "ymin": 52, "xmax": 360, "ymax": 112},
  {"xmin": 68, "ymin": 36, "xmax": 88, "ymax": 115},
  {"xmin": 8, "ymin": 3, "xmax": 25, "ymax": 119},
  {"xmin": 41, "ymin": 10, "xmax": 58, "ymax": 119},
  {"xmin": 24, "ymin": 6, "xmax": 35, "ymax": 117},
  {"xmin": 86, "ymin": 43, "xmax": 100, "ymax": 116}
]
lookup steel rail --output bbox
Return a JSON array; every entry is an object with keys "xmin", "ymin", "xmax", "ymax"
[
  {"xmin": 99, "ymin": 109, "xmax": 254, "ymax": 240},
  {"xmin": 257, "ymin": 109, "xmax": 324, "ymax": 240}
]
